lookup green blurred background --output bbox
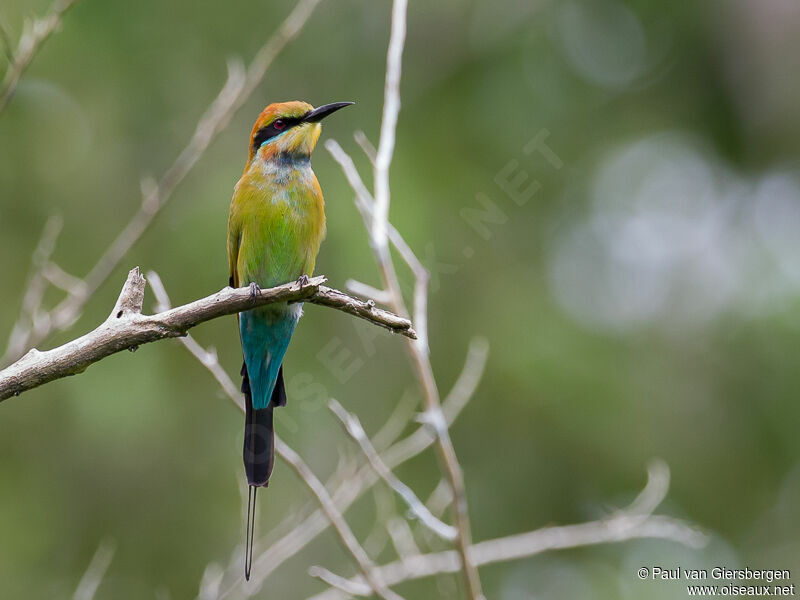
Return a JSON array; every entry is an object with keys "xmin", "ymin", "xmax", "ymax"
[{"xmin": 1, "ymin": 0, "xmax": 799, "ymax": 598}]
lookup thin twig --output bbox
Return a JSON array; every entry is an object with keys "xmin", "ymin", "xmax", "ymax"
[
  {"xmin": 415, "ymin": 477, "xmax": 453, "ymax": 546},
  {"xmin": 330, "ymin": 133, "xmax": 483, "ymax": 597},
  {"xmin": 42, "ymin": 262, "xmax": 87, "ymax": 297},
  {"xmin": 442, "ymin": 338, "xmax": 489, "ymax": 410},
  {"xmin": 378, "ymin": 339, "xmax": 488, "ymax": 472},
  {"xmin": 328, "ymin": 398, "xmax": 458, "ymax": 541},
  {"xmin": 369, "ymin": 388, "xmax": 418, "ymax": 453},
  {"xmin": 277, "ymin": 439, "xmax": 406, "ymax": 600},
  {"xmin": 328, "ymin": 1, "xmax": 484, "ymax": 589},
  {"xmin": 308, "ymin": 516, "xmax": 707, "ymax": 600},
  {"xmin": 0, "ymin": 0, "xmax": 81, "ymax": 115},
  {"xmin": 424, "ymin": 479, "xmax": 453, "ymax": 520},
  {"xmin": 306, "ymin": 285, "xmax": 414, "ymax": 336},
  {"xmin": 197, "ymin": 563, "xmax": 225, "ymax": 600},
  {"xmin": 1, "ymin": 0, "xmax": 323, "ymax": 366},
  {"xmin": 386, "ymin": 517, "xmax": 420, "ymax": 559},
  {"xmin": 0, "ymin": 15, "xmax": 14, "ymax": 62},
  {"xmin": 353, "ymin": 130, "xmax": 377, "ymax": 165},
  {"xmin": 345, "ymin": 279, "xmax": 392, "ymax": 306},
  {"xmin": 372, "ymin": 0, "xmax": 407, "ymax": 252},
  {"xmin": 148, "ymin": 273, "xmax": 243, "ymax": 411},
  {"xmin": 308, "ymin": 566, "xmax": 370, "ymax": 597},
  {"xmin": 0, "ymin": 269, "xmax": 414, "ymax": 401},
  {"xmin": 306, "ymin": 464, "xmax": 708, "ymax": 600},
  {"xmin": 72, "ymin": 539, "xmax": 115, "ymax": 600},
  {"xmin": 326, "ymin": 140, "xmax": 431, "ymax": 354},
  {"xmin": 362, "ymin": 485, "xmax": 396, "ymax": 558},
  {"xmin": 3, "ymin": 215, "xmax": 63, "ymax": 364}
]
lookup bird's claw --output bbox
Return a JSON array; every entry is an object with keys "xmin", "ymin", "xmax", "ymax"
[
  {"xmin": 248, "ymin": 282, "xmax": 260, "ymax": 302},
  {"xmin": 296, "ymin": 274, "xmax": 310, "ymax": 287}
]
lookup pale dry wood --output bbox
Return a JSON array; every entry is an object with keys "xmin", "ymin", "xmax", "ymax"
[
  {"xmin": 277, "ymin": 439, "xmax": 407, "ymax": 600},
  {"xmin": 327, "ymin": 0, "xmax": 484, "ymax": 589},
  {"xmin": 306, "ymin": 463, "xmax": 708, "ymax": 600},
  {"xmin": 308, "ymin": 566, "xmax": 370, "ymax": 598},
  {"xmin": 353, "ymin": 130, "xmax": 377, "ymax": 165},
  {"xmin": 385, "ymin": 517, "xmax": 421, "ymax": 559},
  {"xmin": 72, "ymin": 539, "xmax": 115, "ymax": 600},
  {"xmin": 0, "ymin": 0, "xmax": 81, "ymax": 114},
  {"xmin": 328, "ymin": 398, "xmax": 458, "ymax": 541},
  {"xmin": 3, "ymin": 216, "xmax": 64, "ymax": 363},
  {"xmin": 197, "ymin": 563, "xmax": 225, "ymax": 600},
  {"xmin": 0, "ymin": 268, "xmax": 415, "ymax": 401},
  {"xmin": 325, "ymin": 140, "xmax": 430, "ymax": 351}
]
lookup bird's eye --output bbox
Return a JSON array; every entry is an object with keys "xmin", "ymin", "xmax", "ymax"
[{"xmin": 273, "ymin": 119, "xmax": 286, "ymax": 130}]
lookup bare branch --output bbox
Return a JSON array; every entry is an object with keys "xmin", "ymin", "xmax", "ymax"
[
  {"xmin": 276, "ymin": 438, "xmax": 406, "ymax": 600},
  {"xmin": 306, "ymin": 464, "xmax": 708, "ymax": 600},
  {"xmin": 0, "ymin": 269, "xmax": 414, "ymax": 401},
  {"xmin": 328, "ymin": 398, "xmax": 458, "ymax": 541},
  {"xmin": 415, "ymin": 478, "xmax": 453, "ymax": 546},
  {"xmin": 3, "ymin": 215, "xmax": 63, "ymax": 364},
  {"xmin": 0, "ymin": 15, "xmax": 14, "ymax": 62},
  {"xmin": 362, "ymin": 485, "xmax": 396, "ymax": 558},
  {"xmin": 442, "ymin": 337, "xmax": 489, "ymax": 411},
  {"xmin": 628, "ymin": 459, "xmax": 671, "ymax": 515},
  {"xmin": 42, "ymin": 262, "xmax": 87, "ymax": 297},
  {"xmin": 72, "ymin": 539, "xmax": 115, "ymax": 600},
  {"xmin": 309, "ymin": 566, "xmax": 370, "ymax": 597},
  {"xmin": 372, "ymin": 0, "xmax": 407, "ymax": 252},
  {"xmin": 197, "ymin": 563, "xmax": 225, "ymax": 600},
  {"xmin": 147, "ymin": 272, "xmax": 243, "ymax": 411},
  {"xmin": 424, "ymin": 479, "xmax": 453, "ymax": 520},
  {"xmin": 345, "ymin": 279, "xmax": 392, "ymax": 306},
  {"xmin": 306, "ymin": 285, "xmax": 414, "ymax": 335},
  {"xmin": 353, "ymin": 130, "xmax": 377, "ymax": 165},
  {"xmin": 0, "ymin": 0, "xmax": 81, "ymax": 115},
  {"xmin": 324, "ymin": 139, "xmax": 376, "ymax": 226},
  {"xmin": 325, "ymin": 139, "xmax": 431, "ymax": 352},
  {"xmin": 330, "ymin": 130, "xmax": 484, "ymax": 594},
  {"xmin": 2, "ymin": 0, "xmax": 323, "ymax": 366},
  {"xmin": 378, "ymin": 340, "xmax": 487, "ymax": 472},
  {"xmin": 386, "ymin": 517, "xmax": 420, "ymax": 559},
  {"xmin": 369, "ymin": 389, "xmax": 418, "ymax": 453}
]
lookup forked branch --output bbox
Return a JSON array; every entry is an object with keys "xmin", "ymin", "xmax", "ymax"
[
  {"xmin": 0, "ymin": 267, "xmax": 415, "ymax": 401},
  {"xmin": 0, "ymin": 0, "xmax": 82, "ymax": 114}
]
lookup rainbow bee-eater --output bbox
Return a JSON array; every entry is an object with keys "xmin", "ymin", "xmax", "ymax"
[{"xmin": 227, "ymin": 100, "xmax": 353, "ymax": 579}]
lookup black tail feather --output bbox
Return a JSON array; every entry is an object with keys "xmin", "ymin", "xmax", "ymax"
[
  {"xmin": 273, "ymin": 365, "xmax": 287, "ymax": 407},
  {"xmin": 241, "ymin": 361, "xmax": 287, "ymax": 580},
  {"xmin": 242, "ymin": 362, "xmax": 276, "ymax": 487},
  {"xmin": 245, "ymin": 485, "xmax": 257, "ymax": 581}
]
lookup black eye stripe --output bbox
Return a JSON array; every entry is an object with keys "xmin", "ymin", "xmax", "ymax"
[{"xmin": 252, "ymin": 117, "xmax": 303, "ymax": 152}]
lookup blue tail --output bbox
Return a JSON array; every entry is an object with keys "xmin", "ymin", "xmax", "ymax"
[{"xmin": 239, "ymin": 308, "xmax": 299, "ymax": 410}]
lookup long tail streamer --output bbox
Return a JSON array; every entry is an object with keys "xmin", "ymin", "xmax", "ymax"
[{"xmin": 245, "ymin": 485, "xmax": 257, "ymax": 581}]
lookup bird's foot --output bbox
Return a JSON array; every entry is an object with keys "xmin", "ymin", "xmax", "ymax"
[
  {"xmin": 248, "ymin": 282, "xmax": 261, "ymax": 302},
  {"xmin": 296, "ymin": 274, "xmax": 310, "ymax": 287}
]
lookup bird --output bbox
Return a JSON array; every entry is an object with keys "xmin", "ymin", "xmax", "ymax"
[{"xmin": 227, "ymin": 100, "xmax": 353, "ymax": 580}]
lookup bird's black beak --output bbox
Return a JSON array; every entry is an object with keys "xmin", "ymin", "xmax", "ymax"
[{"xmin": 303, "ymin": 102, "xmax": 354, "ymax": 123}]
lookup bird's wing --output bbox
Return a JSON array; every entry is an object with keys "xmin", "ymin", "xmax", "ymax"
[{"xmin": 227, "ymin": 189, "xmax": 243, "ymax": 289}]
